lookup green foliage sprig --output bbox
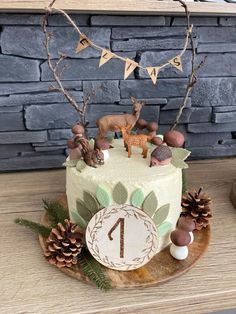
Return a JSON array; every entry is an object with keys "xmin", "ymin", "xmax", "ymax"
[
  {"xmin": 15, "ymin": 218, "xmax": 51, "ymax": 237},
  {"xmin": 43, "ymin": 199, "xmax": 69, "ymax": 226},
  {"xmin": 78, "ymin": 249, "xmax": 112, "ymax": 292}
]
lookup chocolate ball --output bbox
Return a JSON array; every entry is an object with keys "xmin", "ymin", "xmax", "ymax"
[
  {"xmin": 136, "ymin": 119, "xmax": 148, "ymax": 130},
  {"xmin": 72, "ymin": 124, "xmax": 85, "ymax": 135},
  {"xmin": 177, "ymin": 216, "xmax": 196, "ymax": 232},
  {"xmin": 95, "ymin": 139, "xmax": 111, "ymax": 150},
  {"xmin": 67, "ymin": 139, "xmax": 77, "ymax": 149},
  {"xmin": 170, "ymin": 229, "xmax": 191, "ymax": 246},
  {"xmin": 147, "ymin": 122, "xmax": 158, "ymax": 132},
  {"xmin": 164, "ymin": 130, "xmax": 185, "ymax": 147},
  {"xmin": 151, "ymin": 136, "xmax": 163, "ymax": 146}
]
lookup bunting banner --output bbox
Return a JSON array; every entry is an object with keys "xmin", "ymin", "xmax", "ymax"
[
  {"xmin": 73, "ymin": 23, "xmax": 192, "ymax": 85},
  {"xmin": 146, "ymin": 67, "xmax": 160, "ymax": 85},
  {"xmin": 124, "ymin": 59, "xmax": 138, "ymax": 80},
  {"xmin": 99, "ymin": 49, "xmax": 115, "ymax": 67},
  {"xmin": 76, "ymin": 34, "xmax": 90, "ymax": 53},
  {"xmin": 169, "ymin": 55, "xmax": 183, "ymax": 72}
]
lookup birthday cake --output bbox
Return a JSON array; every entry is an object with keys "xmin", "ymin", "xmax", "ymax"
[{"xmin": 64, "ymin": 98, "xmax": 195, "ymax": 270}]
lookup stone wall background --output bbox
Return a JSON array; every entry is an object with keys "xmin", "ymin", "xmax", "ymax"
[{"xmin": 0, "ymin": 14, "xmax": 236, "ymax": 171}]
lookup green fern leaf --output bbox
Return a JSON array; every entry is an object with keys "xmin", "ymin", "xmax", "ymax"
[
  {"xmin": 96, "ymin": 186, "xmax": 112, "ymax": 207},
  {"xmin": 15, "ymin": 218, "xmax": 51, "ymax": 237},
  {"xmin": 153, "ymin": 204, "xmax": 170, "ymax": 226},
  {"xmin": 89, "ymin": 138, "xmax": 95, "ymax": 150},
  {"xmin": 131, "ymin": 188, "xmax": 145, "ymax": 208},
  {"xmin": 112, "ymin": 182, "xmax": 128, "ymax": 204},
  {"xmin": 142, "ymin": 191, "xmax": 158, "ymax": 217},
  {"xmin": 78, "ymin": 249, "xmax": 112, "ymax": 291},
  {"xmin": 171, "ymin": 157, "xmax": 189, "ymax": 169},
  {"xmin": 76, "ymin": 199, "xmax": 92, "ymax": 222},
  {"xmin": 171, "ymin": 147, "xmax": 191, "ymax": 161},
  {"xmin": 83, "ymin": 191, "xmax": 100, "ymax": 214},
  {"xmin": 157, "ymin": 221, "xmax": 173, "ymax": 237},
  {"xmin": 76, "ymin": 160, "xmax": 87, "ymax": 172},
  {"xmin": 43, "ymin": 199, "xmax": 69, "ymax": 226},
  {"xmin": 182, "ymin": 169, "xmax": 187, "ymax": 194}
]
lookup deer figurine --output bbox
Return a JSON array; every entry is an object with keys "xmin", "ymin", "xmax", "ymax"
[
  {"xmin": 96, "ymin": 97, "xmax": 144, "ymax": 139},
  {"xmin": 120, "ymin": 126, "xmax": 152, "ymax": 159}
]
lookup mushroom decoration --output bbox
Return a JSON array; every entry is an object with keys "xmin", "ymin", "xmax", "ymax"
[
  {"xmin": 170, "ymin": 215, "xmax": 196, "ymax": 260},
  {"xmin": 150, "ymin": 145, "xmax": 172, "ymax": 167},
  {"xmin": 164, "ymin": 130, "xmax": 185, "ymax": 148},
  {"xmin": 95, "ymin": 138, "xmax": 113, "ymax": 161},
  {"xmin": 67, "ymin": 123, "xmax": 88, "ymax": 160}
]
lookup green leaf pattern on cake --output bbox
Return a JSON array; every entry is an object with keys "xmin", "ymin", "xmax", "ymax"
[
  {"xmin": 73, "ymin": 184, "xmax": 172, "ymax": 237},
  {"xmin": 131, "ymin": 188, "xmax": 145, "ymax": 207},
  {"xmin": 112, "ymin": 182, "xmax": 128, "ymax": 204},
  {"xmin": 171, "ymin": 147, "xmax": 191, "ymax": 169},
  {"xmin": 96, "ymin": 186, "xmax": 112, "ymax": 207}
]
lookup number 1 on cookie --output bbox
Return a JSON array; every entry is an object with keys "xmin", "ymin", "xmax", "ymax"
[{"xmin": 108, "ymin": 218, "xmax": 125, "ymax": 258}]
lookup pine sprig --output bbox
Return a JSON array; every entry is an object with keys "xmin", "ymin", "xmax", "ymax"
[
  {"xmin": 15, "ymin": 218, "xmax": 51, "ymax": 237},
  {"xmin": 78, "ymin": 249, "xmax": 112, "ymax": 291},
  {"xmin": 182, "ymin": 169, "xmax": 188, "ymax": 194},
  {"xmin": 43, "ymin": 199, "xmax": 69, "ymax": 226}
]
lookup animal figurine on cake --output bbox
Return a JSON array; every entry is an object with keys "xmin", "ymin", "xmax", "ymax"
[
  {"xmin": 67, "ymin": 123, "xmax": 104, "ymax": 168},
  {"xmin": 96, "ymin": 97, "xmax": 145, "ymax": 139},
  {"xmin": 120, "ymin": 125, "xmax": 152, "ymax": 158}
]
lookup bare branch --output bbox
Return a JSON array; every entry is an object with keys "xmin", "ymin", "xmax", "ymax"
[{"xmin": 170, "ymin": 0, "xmax": 206, "ymax": 131}]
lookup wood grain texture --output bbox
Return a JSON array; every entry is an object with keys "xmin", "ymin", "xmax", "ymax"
[
  {"xmin": 0, "ymin": 0, "xmax": 235, "ymax": 15},
  {"xmin": 0, "ymin": 158, "xmax": 236, "ymax": 314}
]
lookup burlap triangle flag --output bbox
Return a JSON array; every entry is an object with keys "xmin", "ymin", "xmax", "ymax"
[
  {"xmin": 124, "ymin": 59, "xmax": 138, "ymax": 80},
  {"xmin": 76, "ymin": 34, "xmax": 90, "ymax": 53},
  {"xmin": 99, "ymin": 49, "xmax": 114, "ymax": 67},
  {"xmin": 146, "ymin": 67, "xmax": 160, "ymax": 85},
  {"xmin": 169, "ymin": 55, "xmax": 183, "ymax": 72}
]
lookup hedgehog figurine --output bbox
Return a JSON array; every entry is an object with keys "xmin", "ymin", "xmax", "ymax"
[{"xmin": 150, "ymin": 145, "xmax": 172, "ymax": 167}]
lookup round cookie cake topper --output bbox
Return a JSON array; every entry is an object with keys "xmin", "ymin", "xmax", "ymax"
[{"xmin": 86, "ymin": 204, "xmax": 158, "ymax": 271}]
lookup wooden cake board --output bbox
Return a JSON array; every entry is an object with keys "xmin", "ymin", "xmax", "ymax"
[
  {"xmin": 39, "ymin": 194, "xmax": 211, "ymax": 289},
  {"xmin": 230, "ymin": 180, "xmax": 236, "ymax": 209}
]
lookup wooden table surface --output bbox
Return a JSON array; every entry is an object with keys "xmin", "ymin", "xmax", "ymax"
[{"xmin": 0, "ymin": 159, "xmax": 236, "ymax": 314}]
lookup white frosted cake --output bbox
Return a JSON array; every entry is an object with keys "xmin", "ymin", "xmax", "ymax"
[{"xmin": 66, "ymin": 139, "xmax": 182, "ymax": 254}]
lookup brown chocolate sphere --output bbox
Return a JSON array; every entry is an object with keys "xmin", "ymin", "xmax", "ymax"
[
  {"xmin": 177, "ymin": 216, "xmax": 195, "ymax": 232},
  {"xmin": 147, "ymin": 122, "xmax": 158, "ymax": 132},
  {"xmin": 151, "ymin": 136, "xmax": 163, "ymax": 146},
  {"xmin": 170, "ymin": 229, "xmax": 191, "ymax": 246},
  {"xmin": 136, "ymin": 119, "xmax": 148, "ymax": 130},
  {"xmin": 72, "ymin": 124, "xmax": 85, "ymax": 135},
  {"xmin": 67, "ymin": 139, "xmax": 78, "ymax": 149},
  {"xmin": 164, "ymin": 130, "xmax": 185, "ymax": 148},
  {"xmin": 95, "ymin": 139, "xmax": 111, "ymax": 150}
]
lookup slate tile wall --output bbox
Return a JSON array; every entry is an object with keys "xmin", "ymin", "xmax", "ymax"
[{"xmin": 0, "ymin": 14, "xmax": 236, "ymax": 171}]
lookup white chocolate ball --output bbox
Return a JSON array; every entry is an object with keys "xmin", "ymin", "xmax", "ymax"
[
  {"xmin": 102, "ymin": 150, "xmax": 110, "ymax": 161},
  {"xmin": 189, "ymin": 231, "xmax": 194, "ymax": 244},
  {"xmin": 170, "ymin": 244, "xmax": 188, "ymax": 260}
]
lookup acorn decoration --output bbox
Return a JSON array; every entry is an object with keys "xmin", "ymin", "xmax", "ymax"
[
  {"xmin": 150, "ymin": 145, "xmax": 172, "ymax": 167},
  {"xmin": 181, "ymin": 187, "xmax": 212, "ymax": 230},
  {"xmin": 44, "ymin": 219, "xmax": 84, "ymax": 268},
  {"xmin": 164, "ymin": 130, "xmax": 185, "ymax": 148},
  {"xmin": 170, "ymin": 215, "xmax": 195, "ymax": 260}
]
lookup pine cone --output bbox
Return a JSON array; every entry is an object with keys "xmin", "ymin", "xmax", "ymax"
[
  {"xmin": 181, "ymin": 187, "xmax": 212, "ymax": 230},
  {"xmin": 44, "ymin": 219, "xmax": 84, "ymax": 268}
]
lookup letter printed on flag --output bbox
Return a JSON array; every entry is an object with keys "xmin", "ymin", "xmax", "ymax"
[
  {"xmin": 124, "ymin": 59, "xmax": 138, "ymax": 80},
  {"xmin": 99, "ymin": 49, "xmax": 114, "ymax": 67},
  {"xmin": 76, "ymin": 34, "xmax": 90, "ymax": 53},
  {"xmin": 169, "ymin": 55, "xmax": 183, "ymax": 72},
  {"xmin": 146, "ymin": 67, "xmax": 160, "ymax": 85}
]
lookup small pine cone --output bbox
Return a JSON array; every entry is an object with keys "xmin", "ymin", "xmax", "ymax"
[
  {"xmin": 181, "ymin": 187, "xmax": 212, "ymax": 230},
  {"xmin": 44, "ymin": 219, "xmax": 84, "ymax": 268},
  {"xmin": 151, "ymin": 145, "xmax": 172, "ymax": 161}
]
